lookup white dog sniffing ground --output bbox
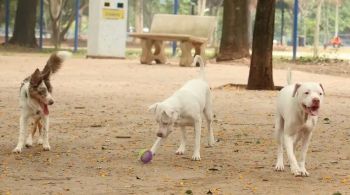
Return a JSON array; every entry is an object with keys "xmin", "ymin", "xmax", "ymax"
[
  {"xmin": 13, "ymin": 51, "xmax": 71, "ymax": 153},
  {"xmin": 274, "ymin": 69, "xmax": 325, "ymax": 176},
  {"xmin": 148, "ymin": 55, "xmax": 214, "ymax": 161}
]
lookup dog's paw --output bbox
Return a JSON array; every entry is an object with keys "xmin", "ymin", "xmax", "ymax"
[
  {"xmin": 43, "ymin": 144, "xmax": 51, "ymax": 151},
  {"xmin": 25, "ymin": 137, "xmax": 33, "ymax": 148},
  {"xmin": 12, "ymin": 147, "xmax": 22, "ymax": 154},
  {"xmin": 25, "ymin": 140, "xmax": 33, "ymax": 148},
  {"xmin": 191, "ymin": 153, "xmax": 201, "ymax": 161},
  {"xmin": 37, "ymin": 138, "xmax": 43, "ymax": 145},
  {"xmin": 299, "ymin": 168, "xmax": 310, "ymax": 177},
  {"xmin": 175, "ymin": 145, "xmax": 185, "ymax": 155},
  {"xmin": 291, "ymin": 167, "xmax": 302, "ymax": 177},
  {"xmin": 175, "ymin": 149, "xmax": 185, "ymax": 155},
  {"xmin": 208, "ymin": 138, "xmax": 215, "ymax": 147},
  {"xmin": 274, "ymin": 163, "xmax": 285, "ymax": 171},
  {"xmin": 25, "ymin": 143, "xmax": 33, "ymax": 148}
]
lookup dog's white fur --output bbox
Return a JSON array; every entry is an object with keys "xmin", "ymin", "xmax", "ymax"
[
  {"xmin": 274, "ymin": 69, "xmax": 325, "ymax": 176},
  {"xmin": 13, "ymin": 51, "xmax": 71, "ymax": 153},
  {"xmin": 149, "ymin": 55, "xmax": 214, "ymax": 161}
]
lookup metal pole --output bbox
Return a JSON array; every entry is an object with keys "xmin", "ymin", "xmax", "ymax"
[
  {"xmin": 74, "ymin": 0, "xmax": 80, "ymax": 52},
  {"xmin": 292, "ymin": 0, "xmax": 298, "ymax": 61},
  {"xmin": 5, "ymin": 0, "xmax": 10, "ymax": 44},
  {"xmin": 280, "ymin": 0, "xmax": 284, "ymax": 45},
  {"xmin": 39, "ymin": 0, "xmax": 44, "ymax": 49},
  {"xmin": 172, "ymin": 0, "xmax": 179, "ymax": 56}
]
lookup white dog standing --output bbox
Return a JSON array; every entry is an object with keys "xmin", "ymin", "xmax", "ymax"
[
  {"xmin": 275, "ymin": 70, "xmax": 325, "ymax": 176},
  {"xmin": 13, "ymin": 51, "xmax": 71, "ymax": 153},
  {"xmin": 148, "ymin": 55, "xmax": 214, "ymax": 161}
]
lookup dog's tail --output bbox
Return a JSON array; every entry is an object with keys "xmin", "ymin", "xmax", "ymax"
[
  {"xmin": 42, "ymin": 51, "xmax": 71, "ymax": 78},
  {"xmin": 41, "ymin": 51, "xmax": 71, "ymax": 92},
  {"xmin": 192, "ymin": 55, "xmax": 205, "ymax": 79},
  {"xmin": 286, "ymin": 67, "xmax": 292, "ymax": 85}
]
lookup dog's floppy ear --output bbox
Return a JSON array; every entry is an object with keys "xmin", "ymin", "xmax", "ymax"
[
  {"xmin": 319, "ymin": 83, "xmax": 325, "ymax": 95},
  {"xmin": 164, "ymin": 108, "xmax": 179, "ymax": 121},
  {"xmin": 148, "ymin": 103, "xmax": 158, "ymax": 113},
  {"xmin": 30, "ymin": 68, "xmax": 43, "ymax": 87},
  {"xmin": 292, "ymin": 83, "xmax": 301, "ymax": 97},
  {"xmin": 171, "ymin": 110, "xmax": 179, "ymax": 121}
]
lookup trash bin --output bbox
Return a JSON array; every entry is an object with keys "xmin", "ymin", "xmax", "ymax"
[{"xmin": 87, "ymin": 0, "xmax": 128, "ymax": 58}]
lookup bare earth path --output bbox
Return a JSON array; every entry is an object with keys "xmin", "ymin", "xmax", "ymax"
[{"xmin": 0, "ymin": 54, "xmax": 349, "ymax": 194}]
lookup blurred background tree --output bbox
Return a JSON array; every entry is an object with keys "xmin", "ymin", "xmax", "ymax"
[{"xmin": 1, "ymin": 0, "xmax": 350, "ymax": 51}]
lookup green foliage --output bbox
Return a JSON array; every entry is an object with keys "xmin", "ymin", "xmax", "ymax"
[{"xmin": 274, "ymin": 0, "xmax": 350, "ymax": 45}]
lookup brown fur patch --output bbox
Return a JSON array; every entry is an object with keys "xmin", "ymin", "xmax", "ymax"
[
  {"xmin": 31, "ymin": 119, "xmax": 42, "ymax": 137},
  {"xmin": 41, "ymin": 52, "xmax": 64, "ymax": 93}
]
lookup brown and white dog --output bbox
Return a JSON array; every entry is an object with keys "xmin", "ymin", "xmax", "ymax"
[{"xmin": 13, "ymin": 51, "xmax": 71, "ymax": 153}]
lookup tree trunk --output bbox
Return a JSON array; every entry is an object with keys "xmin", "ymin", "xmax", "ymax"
[
  {"xmin": 335, "ymin": 0, "xmax": 339, "ymax": 37},
  {"xmin": 48, "ymin": 0, "xmax": 66, "ymax": 48},
  {"xmin": 135, "ymin": 0, "xmax": 143, "ymax": 33},
  {"xmin": 216, "ymin": 0, "xmax": 249, "ymax": 61},
  {"xmin": 9, "ymin": 0, "xmax": 38, "ymax": 47},
  {"xmin": 59, "ymin": 1, "xmax": 88, "ymax": 41},
  {"xmin": 313, "ymin": 0, "xmax": 323, "ymax": 58},
  {"xmin": 133, "ymin": 0, "xmax": 143, "ymax": 43},
  {"xmin": 197, "ymin": 0, "xmax": 207, "ymax": 16},
  {"xmin": 247, "ymin": 0, "xmax": 275, "ymax": 90}
]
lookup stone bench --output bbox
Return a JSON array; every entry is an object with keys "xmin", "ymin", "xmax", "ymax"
[{"xmin": 129, "ymin": 14, "xmax": 216, "ymax": 66}]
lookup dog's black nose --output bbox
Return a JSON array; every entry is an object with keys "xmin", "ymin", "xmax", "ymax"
[
  {"xmin": 48, "ymin": 100, "xmax": 54, "ymax": 105},
  {"xmin": 312, "ymin": 98, "xmax": 320, "ymax": 104},
  {"xmin": 157, "ymin": 132, "xmax": 163, "ymax": 138}
]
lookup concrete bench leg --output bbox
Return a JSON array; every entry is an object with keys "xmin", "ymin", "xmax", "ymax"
[
  {"xmin": 194, "ymin": 43, "xmax": 206, "ymax": 67},
  {"xmin": 140, "ymin": 39, "xmax": 154, "ymax": 65},
  {"xmin": 153, "ymin": 40, "xmax": 166, "ymax": 64},
  {"xmin": 179, "ymin": 41, "xmax": 193, "ymax": 66},
  {"xmin": 140, "ymin": 39, "xmax": 153, "ymax": 64},
  {"xmin": 140, "ymin": 40, "xmax": 166, "ymax": 65}
]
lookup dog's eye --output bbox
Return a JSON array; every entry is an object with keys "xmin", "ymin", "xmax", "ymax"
[
  {"xmin": 38, "ymin": 90, "xmax": 46, "ymax": 95},
  {"xmin": 319, "ymin": 93, "xmax": 323, "ymax": 96},
  {"xmin": 304, "ymin": 92, "xmax": 309, "ymax": 95}
]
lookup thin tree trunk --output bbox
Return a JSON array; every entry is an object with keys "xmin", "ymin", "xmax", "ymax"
[
  {"xmin": 9, "ymin": 0, "xmax": 38, "ymax": 47},
  {"xmin": 135, "ymin": 0, "xmax": 143, "ymax": 33},
  {"xmin": 247, "ymin": 0, "xmax": 275, "ymax": 90},
  {"xmin": 197, "ymin": 0, "xmax": 207, "ymax": 16},
  {"xmin": 216, "ymin": 0, "xmax": 249, "ymax": 61},
  {"xmin": 335, "ymin": 0, "xmax": 339, "ymax": 37},
  {"xmin": 48, "ymin": 0, "xmax": 65, "ymax": 48},
  {"xmin": 313, "ymin": 0, "xmax": 323, "ymax": 58},
  {"xmin": 324, "ymin": 3, "xmax": 329, "ymax": 45},
  {"xmin": 59, "ymin": 2, "xmax": 88, "ymax": 41}
]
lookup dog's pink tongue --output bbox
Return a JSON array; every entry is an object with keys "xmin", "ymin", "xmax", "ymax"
[
  {"xmin": 43, "ymin": 105, "xmax": 49, "ymax": 115},
  {"xmin": 308, "ymin": 107, "xmax": 319, "ymax": 116}
]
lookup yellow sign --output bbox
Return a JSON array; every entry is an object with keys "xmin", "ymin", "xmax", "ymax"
[{"xmin": 102, "ymin": 9, "xmax": 124, "ymax": 20}]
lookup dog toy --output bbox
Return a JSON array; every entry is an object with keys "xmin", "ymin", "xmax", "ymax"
[{"xmin": 139, "ymin": 149, "xmax": 153, "ymax": 163}]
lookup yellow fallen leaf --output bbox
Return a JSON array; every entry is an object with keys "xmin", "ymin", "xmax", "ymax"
[{"xmin": 323, "ymin": 176, "xmax": 332, "ymax": 180}]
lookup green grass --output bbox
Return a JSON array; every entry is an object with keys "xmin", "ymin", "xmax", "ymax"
[
  {"xmin": 273, "ymin": 55, "xmax": 346, "ymax": 65},
  {"xmin": 0, "ymin": 45, "xmax": 87, "ymax": 57}
]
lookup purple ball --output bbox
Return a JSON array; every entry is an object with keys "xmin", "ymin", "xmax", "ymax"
[{"xmin": 140, "ymin": 150, "xmax": 153, "ymax": 163}]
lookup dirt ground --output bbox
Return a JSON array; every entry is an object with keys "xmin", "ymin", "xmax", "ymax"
[{"xmin": 0, "ymin": 53, "xmax": 349, "ymax": 195}]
